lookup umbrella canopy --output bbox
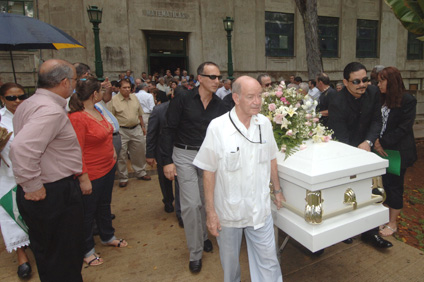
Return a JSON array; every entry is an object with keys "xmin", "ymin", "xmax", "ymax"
[
  {"xmin": 0, "ymin": 13, "xmax": 84, "ymax": 83},
  {"xmin": 0, "ymin": 13, "xmax": 84, "ymax": 50}
]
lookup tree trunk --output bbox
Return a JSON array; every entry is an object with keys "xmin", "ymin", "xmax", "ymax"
[{"xmin": 294, "ymin": 0, "xmax": 323, "ymax": 79}]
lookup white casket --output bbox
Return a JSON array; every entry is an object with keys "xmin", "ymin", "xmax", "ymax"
[{"xmin": 272, "ymin": 140, "xmax": 389, "ymax": 252}]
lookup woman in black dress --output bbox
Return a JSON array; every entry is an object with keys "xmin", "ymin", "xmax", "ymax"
[{"xmin": 374, "ymin": 66, "xmax": 417, "ymax": 237}]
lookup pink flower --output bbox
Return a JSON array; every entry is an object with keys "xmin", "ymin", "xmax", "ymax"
[
  {"xmin": 300, "ymin": 144, "xmax": 307, "ymax": 150},
  {"xmin": 295, "ymin": 103, "xmax": 301, "ymax": 108},
  {"xmin": 268, "ymin": 103, "xmax": 276, "ymax": 111},
  {"xmin": 263, "ymin": 92, "xmax": 269, "ymax": 97},
  {"xmin": 304, "ymin": 121, "xmax": 312, "ymax": 126},
  {"xmin": 275, "ymin": 90, "xmax": 283, "ymax": 98},
  {"xmin": 286, "ymin": 130, "xmax": 293, "ymax": 136},
  {"xmin": 273, "ymin": 114, "xmax": 284, "ymax": 124},
  {"xmin": 305, "ymin": 114, "xmax": 312, "ymax": 120},
  {"xmin": 309, "ymin": 132, "xmax": 314, "ymax": 136},
  {"xmin": 322, "ymin": 135, "xmax": 331, "ymax": 142},
  {"xmin": 312, "ymin": 118, "xmax": 319, "ymax": 123}
]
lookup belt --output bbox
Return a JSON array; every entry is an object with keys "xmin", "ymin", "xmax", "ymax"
[
  {"xmin": 174, "ymin": 143, "xmax": 200, "ymax": 151},
  {"xmin": 113, "ymin": 132, "xmax": 120, "ymax": 136},
  {"xmin": 120, "ymin": 125, "xmax": 138, "ymax": 130}
]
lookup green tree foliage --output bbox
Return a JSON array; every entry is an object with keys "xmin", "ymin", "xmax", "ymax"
[{"xmin": 385, "ymin": 0, "xmax": 424, "ymax": 40}]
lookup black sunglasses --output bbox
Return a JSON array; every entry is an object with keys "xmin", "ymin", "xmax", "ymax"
[
  {"xmin": 264, "ymin": 83, "xmax": 272, "ymax": 87},
  {"xmin": 349, "ymin": 77, "xmax": 369, "ymax": 85},
  {"xmin": 200, "ymin": 74, "xmax": 223, "ymax": 80},
  {"xmin": 4, "ymin": 94, "xmax": 28, "ymax": 101}
]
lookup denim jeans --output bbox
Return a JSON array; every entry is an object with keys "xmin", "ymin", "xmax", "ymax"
[{"xmin": 83, "ymin": 166, "xmax": 116, "ymax": 257}]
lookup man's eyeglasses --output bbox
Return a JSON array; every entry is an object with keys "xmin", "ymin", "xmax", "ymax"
[
  {"xmin": 349, "ymin": 77, "xmax": 369, "ymax": 85},
  {"xmin": 264, "ymin": 83, "xmax": 272, "ymax": 87},
  {"xmin": 4, "ymin": 94, "xmax": 29, "ymax": 101},
  {"xmin": 200, "ymin": 74, "xmax": 223, "ymax": 80}
]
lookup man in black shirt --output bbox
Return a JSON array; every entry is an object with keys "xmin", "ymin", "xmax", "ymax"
[
  {"xmin": 316, "ymin": 72, "xmax": 337, "ymax": 127},
  {"xmin": 328, "ymin": 62, "xmax": 392, "ymax": 249},
  {"xmin": 161, "ymin": 62, "xmax": 227, "ymax": 273}
]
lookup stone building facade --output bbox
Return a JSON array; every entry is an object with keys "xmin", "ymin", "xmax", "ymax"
[{"xmin": 1, "ymin": 0, "xmax": 424, "ymax": 91}]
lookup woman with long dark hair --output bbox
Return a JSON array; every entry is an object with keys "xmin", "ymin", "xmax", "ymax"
[
  {"xmin": 374, "ymin": 66, "xmax": 417, "ymax": 237},
  {"xmin": 68, "ymin": 78, "xmax": 127, "ymax": 266}
]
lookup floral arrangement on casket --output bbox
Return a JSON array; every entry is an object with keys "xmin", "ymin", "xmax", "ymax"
[{"xmin": 261, "ymin": 81, "xmax": 333, "ymax": 158}]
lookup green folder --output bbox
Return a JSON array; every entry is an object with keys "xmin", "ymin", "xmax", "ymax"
[
  {"xmin": 374, "ymin": 149, "xmax": 401, "ymax": 176},
  {"xmin": 0, "ymin": 186, "xmax": 28, "ymax": 234}
]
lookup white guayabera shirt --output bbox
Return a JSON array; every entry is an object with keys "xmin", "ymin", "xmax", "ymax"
[{"xmin": 193, "ymin": 108, "xmax": 277, "ymax": 229}]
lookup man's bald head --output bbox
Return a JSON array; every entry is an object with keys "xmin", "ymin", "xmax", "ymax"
[
  {"xmin": 232, "ymin": 76, "xmax": 262, "ymax": 119},
  {"xmin": 38, "ymin": 59, "xmax": 75, "ymax": 89}
]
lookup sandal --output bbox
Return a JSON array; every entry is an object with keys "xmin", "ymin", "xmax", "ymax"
[
  {"xmin": 106, "ymin": 238, "xmax": 128, "ymax": 248},
  {"xmin": 84, "ymin": 254, "xmax": 103, "ymax": 267},
  {"xmin": 379, "ymin": 225, "xmax": 397, "ymax": 237}
]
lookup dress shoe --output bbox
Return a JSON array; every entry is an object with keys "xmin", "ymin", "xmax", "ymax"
[
  {"xmin": 138, "ymin": 175, "xmax": 151, "ymax": 181},
  {"xmin": 17, "ymin": 262, "xmax": 31, "ymax": 278},
  {"xmin": 177, "ymin": 216, "xmax": 184, "ymax": 228},
  {"xmin": 343, "ymin": 238, "xmax": 353, "ymax": 244},
  {"xmin": 111, "ymin": 213, "xmax": 116, "ymax": 220},
  {"xmin": 164, "ymin": 203, "xmax": 174, "ymax": 213},
  {"xmin": 189, "ymin": 259, "xmax": 202, "ymax": 273},
  {"xmin": 203, "ymin": 239, "xmax": 213, "ymax": 252},
  {"xmin": 361, "ymin": 233, "xmax": 393, "ymax": 249},
  {"xmin": 119, "ymin": 182, "xmax": 127, "ymax": 188}
]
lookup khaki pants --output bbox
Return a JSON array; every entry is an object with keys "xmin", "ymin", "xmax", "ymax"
[{"xmin": 117, "ymin": 125, "xmax": 147, "ymax": 182}]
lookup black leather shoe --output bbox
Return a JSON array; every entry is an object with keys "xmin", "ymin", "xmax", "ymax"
[
  {"xmin": 164, "ymin": 203, "xmax": 174, "ymax": 213},
  {"xmin": 17, "ymin": 262, "xmax": 31, "ymax": 278},
  {"xmin": 203, "ymin": 239, "xmax": 213, "ymax": 252},
  {"xmin": 343, "ymin": 238, "xmax": 353, "ymax": 244},
  {"xmin": 361, "ymin": 233, "xmax": 393, "ymax": 249},
  {"xmin": 111, "ymin": 213, "xmax": 116, "ymax": 220},
  {"xmin": 189, "ymin": 259, "xmax": 202, "ymax": 273},
  {"xmin": 177, "ymin": 216, "xmax": 184, "ymax": 228}
]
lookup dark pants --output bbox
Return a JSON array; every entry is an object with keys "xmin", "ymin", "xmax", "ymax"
[
  {"xmin": 17, "ymin": 176, "xmax": 84, "ymax": 282},
  {"xmin": 383, "ymin": 169, "xmax": 406, "ymax": 209},
  {"xmin": 83, "ymin": 166, "xmax": 116, "ymax": 257},
  {"xmin": 157, "ymin": 163, "xmax": 181, "ymax": 218}
]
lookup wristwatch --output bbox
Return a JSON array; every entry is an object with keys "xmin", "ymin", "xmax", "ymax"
[
  {"xmin": 273, "ymin": 189, "xmax": 283, "ymax": 195},
  {"xmin": 365, "ymin": 140, "xmax": 373, "ymax": 147}
]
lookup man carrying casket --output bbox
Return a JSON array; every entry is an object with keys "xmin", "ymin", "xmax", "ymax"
[{"xmin": 328, "ymin": 62, "xmax": 392, "ymax": 249}]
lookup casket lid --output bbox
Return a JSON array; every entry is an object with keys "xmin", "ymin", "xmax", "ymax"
[{"xmin": 277, "ymin": 140, "xmax": 388, "ymax": 188}]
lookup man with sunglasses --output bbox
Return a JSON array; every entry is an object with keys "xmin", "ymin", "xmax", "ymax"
[
  {"xmin": 257, "ymin": 73, "xmax": 272, "ymax": 89},
  {"xmin": 194, "ymin": 76, "xmax": 284, "ymax": 282},
  {"xmin": 161, "ymin": 61, "xmax": 227, "ymax": 273},
  {"xmin": 328, "ymin": 62, "xmax": 392, "ymax": 249}
]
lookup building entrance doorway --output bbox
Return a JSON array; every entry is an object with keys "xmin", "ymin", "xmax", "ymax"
[{"xmin": 145, "ymin": 32, "xmax": 188, "ymax": 76}]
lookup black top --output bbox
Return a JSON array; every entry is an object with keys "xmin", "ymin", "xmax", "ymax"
[
  {"xmin": 146, "ymin": 101, "xmax": 169, "ymax": 166},
  {"xmin": 161, "ymin": 86, "xmax": 227, "ymax": 165},
  {"xmin": 222, "ymin": 93, "xmax": 235, "ymax": 112},
  {"xmin": 328, "ymin": 85, "xmax": 382, "ymax": 147},
  {"xmin": 380, "ymin": 93, "xmax": 417, "ymax": 168},
  {"xmin": 317, "ymin": 86, "xmax": 337, "ymax": 126}
]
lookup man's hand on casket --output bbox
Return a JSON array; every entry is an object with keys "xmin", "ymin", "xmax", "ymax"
[
  {"xmin": 206, "ymin": 211, "xmax": 221, "ymax": 237},
  {"xmin": 273, "ymin": 191, "xmax": 286, "ymax": 210}
]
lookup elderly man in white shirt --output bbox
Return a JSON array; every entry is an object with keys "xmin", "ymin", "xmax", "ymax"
[
  {"xmin": 193, "ymin": 76, "xmax": 285, "ymax": 282},
  {"xmin": 135, "ymin": 82, "xmax": 155, "ymax": 130},
  {"xmin": 215, "ymin": 79, "xmax": 232, "ymax": 99}
]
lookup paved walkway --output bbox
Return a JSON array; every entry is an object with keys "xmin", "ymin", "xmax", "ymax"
[{"xmin": 1, "ymin": 172, "xmax": 424, "ymax": 281}]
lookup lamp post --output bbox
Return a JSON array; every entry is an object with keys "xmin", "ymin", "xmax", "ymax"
[
  {"xmin": 223, "ymin": 16, "xmax": 234, "ymax": 80},
  {"xmin": 87, "ymin": 5, "xmax": 104, "ymax": 80}
]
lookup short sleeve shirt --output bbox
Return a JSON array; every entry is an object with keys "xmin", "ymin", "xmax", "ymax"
[{"xmin": 193, "ymin": 108, "xmax": 278, "ymax": 229}]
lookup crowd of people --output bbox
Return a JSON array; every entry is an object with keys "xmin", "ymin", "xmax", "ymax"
[{"xmin": 0, "ymin": 59, "xmax": 417, "ymax": 282}]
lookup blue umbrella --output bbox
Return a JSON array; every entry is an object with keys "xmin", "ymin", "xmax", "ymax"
[{"xmin": 0, "ymin": 13, "xmax": 84, "ymax": 83}]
